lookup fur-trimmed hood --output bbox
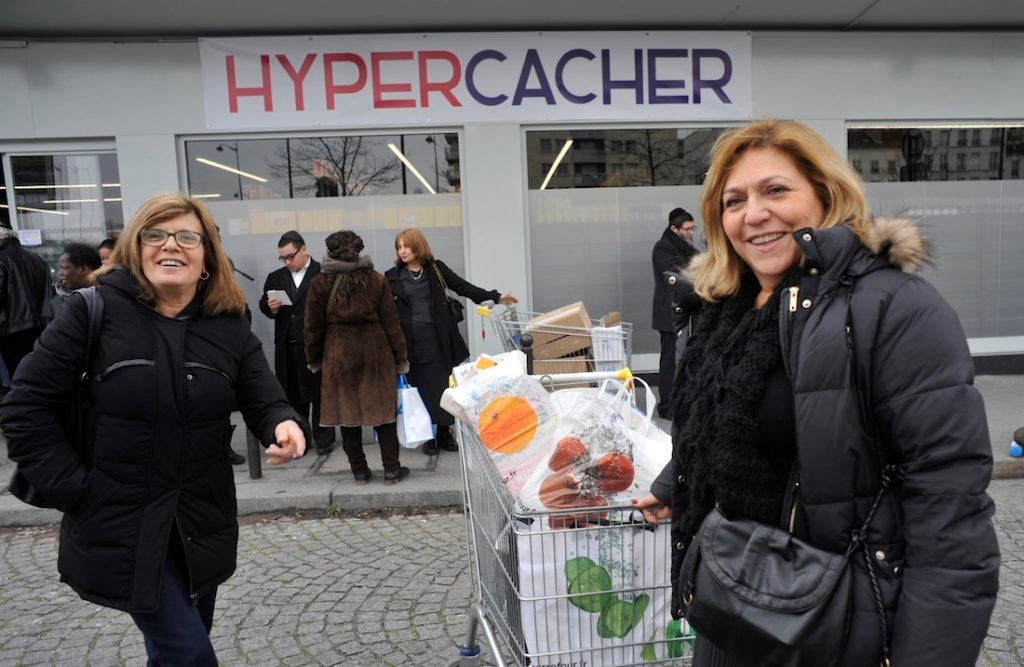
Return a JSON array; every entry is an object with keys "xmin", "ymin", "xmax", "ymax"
[{"xmin": 856, "ymin": 217, "xmax": 928, "ymax": 275}]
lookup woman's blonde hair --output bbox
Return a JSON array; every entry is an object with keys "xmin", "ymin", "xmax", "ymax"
[
  {"xmin": 694, "ymin": 119, "xmax": 869, "ymax": 301},
  {"xmin": 95, "ymin": 193, "xmax": 247, "ymax": 317},
  {"xmin": 393, "ymin": 228, "xmax": 435, "ymax": 265}
]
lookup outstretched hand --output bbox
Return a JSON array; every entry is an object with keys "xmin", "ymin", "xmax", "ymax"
[
  {"xmin": 266, "ymin": 419, "xmax": 307, "ymax": 465},
  {"xmin": 631, "ymin": 493, "xmax": 671, "ymax": 524},
  {"xmin": 498, "ymin": 292, "xmax": 518, "ymax": 305}
]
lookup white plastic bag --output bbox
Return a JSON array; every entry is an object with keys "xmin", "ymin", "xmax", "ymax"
[
  {"xmin": 396, "ymin": 375, "xmax": 434, "ymax": 448},
  {"xmin": 441, "ymin": 351, "xmax": 557, "ymax": 497},
  {"xmin": 517, "ymin": 518, "xmax": 692, "ymax": 666},
  {"xmin": 517, "ymin": 379, "xmax": 671, "ymax": 526}
]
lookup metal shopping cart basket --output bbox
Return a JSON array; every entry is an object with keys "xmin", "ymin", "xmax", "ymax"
[
  {"xmin": 489, "ymin": 305, "xmax": 633, "ymax": 374},
  {"xmin": 448, "ymin": 369, "xmax": 693, "ymax": 667}
]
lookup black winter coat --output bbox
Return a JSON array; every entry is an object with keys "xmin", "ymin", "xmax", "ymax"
[
  {"xmin": 669, "ymin": 220, "xmax": 999, "ymax": 667},
  {"xmin": 258, "ymin": 259, "xmax": 321, "ymax": 404},
  {"xmin": 0, "ymin": 268, "xmax": 300, "ymax": 613},
  {"xmin": 385, "ymin": 259, "xmax": 499, "ymax": 369},
  {"xmin": 651, "ymin": 228, "xmax": 698, "ymax": 332},
  {"xmin": 0, "ymin": 237, "xmax": 53, "ymax": 336}
]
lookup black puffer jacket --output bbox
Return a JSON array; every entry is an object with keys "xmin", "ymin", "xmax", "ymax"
[
  {"xmin": 669, "ymin": 219, "xmax": 999, "ymax": 666},
  {"xmin": 0, "ymin": 234, "xmax": 53, "ymax": 336},
  {"xmin": 0, "ymin": 267, "xmax": 300, "ymax": 613}
]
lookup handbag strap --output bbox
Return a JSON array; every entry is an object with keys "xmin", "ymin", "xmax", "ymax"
[
  {"xmin": 430, "ymin": 262, "xmax": 454, "ymax": 303},
  {"xmin": 79, "ymin": 286, "xmax": 103, "ymax": 381}
]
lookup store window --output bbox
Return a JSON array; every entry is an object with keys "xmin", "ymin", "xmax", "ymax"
[
  {"xmin": 525, "ymin": 125, "xmax": 731, "ymax": 364},
  {"xmin": 184, "ymin": 132, "xmax": 459, "ymax": 201},
  {"xmin": 848, "ymin": 126, "xmax": 1024, "ymax": 183},
  {"xmin": 182, "ymin": 131, "xmax": 465, "ymax": 364},
  {"xmin": 0, "ymin": 152, "xmax": 122, "ymax": 268},
  {"xmin": 848, "ymin": 123, "xmax": 1024, "ymax": 340},
  {"xmin": 525, "ymin": 128, "xmax": 728, "ymax": 190}
]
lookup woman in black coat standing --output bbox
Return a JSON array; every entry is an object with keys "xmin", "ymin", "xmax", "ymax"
[
  {"xmin": 0, "ymin": 194, "xmax": 306, "ymax": 665},
  {"xmin": 635, "ymin": 120, "xmax": 999, "ymax": 666},
  {"xmin": 385, "ymin": 228, "xmax": 517, "ymax": 454}
]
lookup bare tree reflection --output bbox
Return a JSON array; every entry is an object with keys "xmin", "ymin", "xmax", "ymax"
[{"xmin": 270, "ymin": 137, "xmax": 402, "ymax": 197}]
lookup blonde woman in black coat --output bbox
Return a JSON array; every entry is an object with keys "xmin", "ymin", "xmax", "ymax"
[{"xmin": 637, "ymin": 120, "xmax": 998, "ymax": 666}]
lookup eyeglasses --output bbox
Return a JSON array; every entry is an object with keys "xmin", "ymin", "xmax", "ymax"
[
  {"xmin": 141, "ymin": 229, "xmax": 204, "ymax": 249},
  {"xmin": 278, "ymin": 249, "xmax": 301, "ymax": 263}
]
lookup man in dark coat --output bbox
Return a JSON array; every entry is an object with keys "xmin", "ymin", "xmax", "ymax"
[
  {"xmin": 0, "ymin": 227, "xmax": 53, "ymax": 377},
  {"xmin": 259, "ymin": 231, "xmax": 335, "ymax": 455},
  {"xmin": 650, "ymin": 208, "xmax": 698, "ymax": 419}
]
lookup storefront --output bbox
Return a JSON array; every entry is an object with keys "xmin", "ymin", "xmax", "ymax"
[{"xmin": 3, "ymin": 30, "xmax": 1024, "ymax": 370}]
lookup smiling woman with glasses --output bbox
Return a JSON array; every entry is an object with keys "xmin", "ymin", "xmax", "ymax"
[{"xmin": 0, "ymin": 193, "xmax": 310, "ymax": 666}]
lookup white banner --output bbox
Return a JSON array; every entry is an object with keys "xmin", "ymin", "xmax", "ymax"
[{"xmin": 199, "ymin": 32, "xmax": 751, "ymax": 130}]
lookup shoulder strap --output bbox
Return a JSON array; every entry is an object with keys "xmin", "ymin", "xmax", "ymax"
[
  {"xmin": 78, "ymin": 286, "xmax": 103, "ymax": 378},
  {"xmin": 328, "ymin": 275, "xmax": 343, "ymax": 303},
  {"xmin": 431, "ymin": 262, "xmax": 452, "ymax": 301}
]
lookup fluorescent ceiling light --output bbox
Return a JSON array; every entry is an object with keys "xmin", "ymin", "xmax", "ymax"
[
  {"xmin": 195, "ymin": 157, "xmax": 268, "ymax": 183},
  {"xmin": 190, "ymin": 193, "xmax": 222, "ymax": 199},
  {"xmin": 540, "ymin": 139, "xmax": 574, "ymax": 191},
  {"xmin": 42, "ymin": 197, "xmax": 123, "ymax": 204},
  {"xmin": 15, "ymin": 183, "xmax": 98, "ymax": 190},
  {"xmin": 102, "ymin": 182, "xmax": 121, "ymax": 187},
  {"xmin": 16, "ymin": 205, "xmax": 69, "ymax": 216},
  {"xmin": 387, "ymin": 143, "xmax": 436, "ymax": 195},
  {"xmin": 849, "ymin": 123, "xmax": 1020, "ymax": 129}
]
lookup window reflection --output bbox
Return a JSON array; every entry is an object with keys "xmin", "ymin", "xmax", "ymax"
[
  {"xmin": 848, "ymin": 126, "xmax": 1024, "ymax": 182},
  {"xmin": 4, "ymin": 153, "xmax": 122, "ymax": 268},
  {"xmin": 525, "ymin": 128, "xmax": 727, "ymax": 190},
  {"xmin": 185, "ymin": 133, "xmax": 459, "ymax": 200}
]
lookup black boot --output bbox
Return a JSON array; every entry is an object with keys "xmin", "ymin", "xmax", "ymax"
[
  {"xmin": 437, "ymin": 426, "xmax": 459, "ymax": 452},
  {"xmin": 383, "ymin": 466, "xmax": 410, "ymax": 485}
]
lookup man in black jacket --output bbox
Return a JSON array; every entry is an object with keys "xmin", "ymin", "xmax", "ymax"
[
  {"xmin": 258, "ymin": 231, "xmax": 335, "ymax": 455},
  {"xmin": 650, "ymin": 208, "xmax": 698, "ymax": 419},
  {"xmin": 0, "ymin": 227, "xmax": 53, "ymax": 378}
]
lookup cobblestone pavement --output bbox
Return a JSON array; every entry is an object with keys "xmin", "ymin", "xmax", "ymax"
[{"xmin": 1, "ymin": 482, "xmax": 1022, "ymax": 666}]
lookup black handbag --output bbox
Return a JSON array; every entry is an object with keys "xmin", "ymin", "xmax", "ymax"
[
  {"xmin": 7, "ymin": 287, "xmax": 104, "ymax": 509},
  {"xmin": 680, "ymin": 464, "xmax": 903, "ymax": 667},
  {"xmin": 431, "ymin": 263, "xmax": 465, "ymax": 323}
]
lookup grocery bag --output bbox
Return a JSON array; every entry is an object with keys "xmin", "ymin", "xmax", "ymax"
[
  {"xmin": 517, "ymin": 518, "xmax": 693, "ymax": 666},
  {"xmin": 441, "ymin": 351, "xmax": 557, "ymax": 497},
  {"xmin": 516, "ymin": 378, "xmax": 671, "ymax": 527},
  {"xmin": 396, "ymin": 375, "xmax": 434, "ymax": 448}
]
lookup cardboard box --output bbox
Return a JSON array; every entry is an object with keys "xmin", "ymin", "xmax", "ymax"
[
  {"xmin": 532, "ymin": 356, "xmax": 593, "ymax": 376},
  {"xmin": 524, "ymin": 301, "xmax": 592, "ymax": 359}
]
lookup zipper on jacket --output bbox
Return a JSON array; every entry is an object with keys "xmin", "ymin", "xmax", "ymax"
[
  {"xmin": 779, "ymin": 286, "xmax": 800, "ymax": 381},
  {"xmin": 788, "ymin": 480, "xmax": 800, "ymax": 533},
  {"xmin": 787, "ymin": 286, "xmax": 799, "ymax": 313},
  {"xmin": 174, "ymin": 516, "xmax": 199, "ymax": 606}
]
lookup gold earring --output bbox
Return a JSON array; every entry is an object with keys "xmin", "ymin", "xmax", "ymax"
[{"xmin": 200, "ymin": 270, "xmax": 210, "ymax": 281}]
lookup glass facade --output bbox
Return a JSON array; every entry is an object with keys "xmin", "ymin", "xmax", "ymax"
[
  {"xmin": 0, "ymin": 152, "xmax": 122, "ymax": 268},
  {"xmin": 525, "ymin": 127, "xmax": 729, "ymax": 359}
]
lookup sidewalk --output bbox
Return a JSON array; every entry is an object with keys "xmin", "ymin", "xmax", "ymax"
[{"xmin": 1, "ymin": 375, "xmax": 1021, "ymax": 527}]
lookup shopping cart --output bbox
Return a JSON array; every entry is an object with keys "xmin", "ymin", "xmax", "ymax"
[
  {"xmin": 447, "ymin": 369, "xmax": 693, "ymax": 667},
  {"xmin": 488, "ymin": 305, "xmax": 633, "ymax": 374}
]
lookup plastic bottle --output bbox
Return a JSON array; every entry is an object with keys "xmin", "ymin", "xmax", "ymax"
[{"xmin": 1010, "ymin": 441, "xmax": 1023, "ymax": 459}]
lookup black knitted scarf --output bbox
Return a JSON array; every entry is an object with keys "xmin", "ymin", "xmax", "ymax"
[{"xmin": 671, "ymin": 272, "xmax": 796, "ymax": 542}]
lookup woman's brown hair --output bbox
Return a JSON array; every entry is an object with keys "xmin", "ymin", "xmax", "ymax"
[
  {"xmin": 694, "ymin": 119, "xmax": 869, "ymax": 301},
  {"xmin": 393, "ymin": 228, "xmax": 435, "ymax": 265},
  {"xmin": 95, "ymin": 193, "xmax": 247, "ymax": 317}
]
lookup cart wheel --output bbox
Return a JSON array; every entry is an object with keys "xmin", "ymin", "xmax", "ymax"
[{"xmin": 447, "ymin": 644, "xmax": 481, "ymax": 667}]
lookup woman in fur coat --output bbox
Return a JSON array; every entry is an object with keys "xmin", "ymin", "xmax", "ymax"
[{"xmin": 304, "ymin": 230, "xmax": 411, "ymax": 485}]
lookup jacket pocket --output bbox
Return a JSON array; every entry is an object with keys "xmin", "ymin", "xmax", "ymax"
[{"xmin": 68, "ymin": 467, "xmax": 122, "ymax": 536}]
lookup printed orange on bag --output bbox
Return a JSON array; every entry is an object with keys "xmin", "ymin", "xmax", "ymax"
[{"xmin": 477, "ymin": 395, "xmax": 538, "ymax": 455}]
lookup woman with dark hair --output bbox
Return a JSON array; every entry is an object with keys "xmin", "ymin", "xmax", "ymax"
[
  {"xmin": 1, "ymin": 193, "xmax": 307, "ymax": 665},
  {"xmin": 304, "ymin": 230, "xmax": 411, "ymax": 484},
  {"xmin": 635, "ymin": 119, "xmax": 998, "ymax": 666},
  {"xmin": 385, "ymin": 228, "xmax": 517, "ymax": 454}
]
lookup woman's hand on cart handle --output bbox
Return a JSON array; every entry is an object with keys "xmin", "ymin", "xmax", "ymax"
[
  {"xmin": 498, "ymin": 292, "xmax": 518, "ymax": 305},
  {"xmin": 632, "ymin": 493, "xmax": 672, "ymax": 524}
]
